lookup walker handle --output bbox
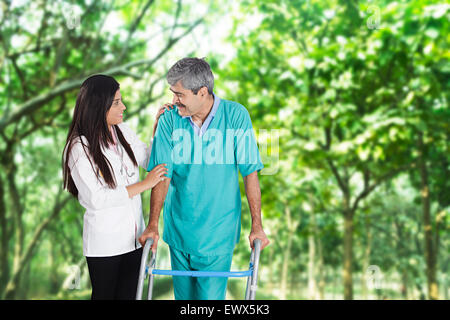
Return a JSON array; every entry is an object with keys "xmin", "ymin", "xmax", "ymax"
[{"xmin": 253, "ymin": 238, "xmax": 262, "ymax": 253}]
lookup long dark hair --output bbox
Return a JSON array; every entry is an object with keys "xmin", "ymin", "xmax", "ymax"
[{"xmin": 62, "ymin": 74, "xmax": 138, "ymax": 198}]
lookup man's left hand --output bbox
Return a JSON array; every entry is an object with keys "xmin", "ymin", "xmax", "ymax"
[{"xmin": 249, "ymin": 227, "xmax": 270, "ymax": 250}]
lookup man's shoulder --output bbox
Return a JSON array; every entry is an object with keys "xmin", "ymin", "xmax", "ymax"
[
  {"xmin": 157, "ymin": 106, "xmax": 182, "ymax": 128},
  {"xmin": 220, "ymin": 98, "xmax": 249, "ymax": 118}
]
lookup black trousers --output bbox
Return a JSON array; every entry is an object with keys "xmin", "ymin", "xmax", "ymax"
[{"xmin": 86, "ymin": 247, "xmax": 143, "ymax": 300}]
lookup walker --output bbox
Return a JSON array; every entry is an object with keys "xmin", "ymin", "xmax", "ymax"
[{"xmin": 136, "ymin": 238, "xmax": 262, "ymax": 300}]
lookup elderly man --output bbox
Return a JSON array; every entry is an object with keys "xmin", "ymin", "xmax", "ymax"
[{"xmin": 139, "ymin": 57, "xmax": 269, "ymax": 300}]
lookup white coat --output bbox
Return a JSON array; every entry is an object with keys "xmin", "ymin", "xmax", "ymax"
[{"xmin": 66, "ymin": 122, "xmax": 152, "ymax": 257}]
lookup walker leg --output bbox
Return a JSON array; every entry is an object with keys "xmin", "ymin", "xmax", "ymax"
[
  {"xmin": 147, "ymin": 273, "xmax": 154, "ymax": 299},
  {"xmin": 245, "ymin": 250, "xmax": 255, "ymax": 300},
  {"xmin": 147, "ymin": 251, "xmax": 156, "ymax": 300},
  {"xmin": 249, "ymin": 239, "xmax": 261, "ymax": 300},
  {"xmin": 136, "ymin": 238, "xmax": 154, "ymax": 300},
  {"xmin": 245, "ymin": 239, "xmax": 261, "ymax": 300}
]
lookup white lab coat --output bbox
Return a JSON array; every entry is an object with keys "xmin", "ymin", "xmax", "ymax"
[{"xmin": 66, "ymin": 122, "xmax": 152, "ymax": 257}]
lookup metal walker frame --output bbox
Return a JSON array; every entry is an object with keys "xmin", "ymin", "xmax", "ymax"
[{"xmin": 136, "ymin": 238, "xmax": 262, "ymax": 300}]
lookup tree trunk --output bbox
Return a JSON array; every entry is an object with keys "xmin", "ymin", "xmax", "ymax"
[
  {"xmin": 401, "ymin": 271, "xmax": 409, "ymax": 299},
  {"xmin": 418, "ymin": 132, "xmax": 438, "ymax": 300},
  {"xmin": 315, "ymin": 218, "xmax": 325, "ymax": 300},
  {"xmin": 2, "ymin": 158, "xmax": 25, "ymax": 299},
  {"xmin": 333, "ymin": 267, "xmax": 339, "ymax": 299},
  {"xmin": 267, "ymin": 239, "xmax": 275, "ymax": 293},
  {"xmin": 49, "ymin": 236, "xmax": 59, "ymax": 295},
  {"xmin": 343, "ymin": 201, "xmax": 354, "ymax": 300},
  {"xmin": 326, "ymin": 159, "xmax": 355, "ymax": 300},
  {"xmin": 0, "ymin": 175, "xmax": 9, "ymax": 294},
  {"xmin": 279, "ymin": 235, "xmax": 292, "ymax": 299},
  {"xmin": 280, "ymin": 207, "xmax": 293, "ymax": 300},
  {"xmin": 308, "ymin": 203, "xmax": 323, "ymax": 300},
  {"xmin": 21, "ymin": 261, "xmax": 31, "ymax": 299},
  {"xmin": 307, "ymin": 226, "xmax": 316, "ymax": 299},
  {"xmin": 361, "ymin": 213, "xmax": 372, "ymax": 300}
]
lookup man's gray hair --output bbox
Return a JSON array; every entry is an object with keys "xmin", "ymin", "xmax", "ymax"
[{"xmin": 167, "ymin": 57, "xmax": 214, "ymax": 95}]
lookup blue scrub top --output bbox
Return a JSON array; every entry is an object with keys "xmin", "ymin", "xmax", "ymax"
[{"xmin": 147, "ymin": 97, "xmax": 264, "ymax": 256}]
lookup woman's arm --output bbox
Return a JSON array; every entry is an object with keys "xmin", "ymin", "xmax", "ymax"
[
  {"xmin": 125, "ymin": 164, "xmax": 168, "ymax": 198},
  {"xmin": 69, "ymin": 142, "xmax": 168, "ymax": 208}
]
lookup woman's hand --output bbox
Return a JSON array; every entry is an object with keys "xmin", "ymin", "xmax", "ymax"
[
  {"xmin": 152, "ymin": 104, "xmax": 174, "ymax": 138},
  {"xmin": 143, "ymin": 164, "xmax": 168, "ymax": 189}
]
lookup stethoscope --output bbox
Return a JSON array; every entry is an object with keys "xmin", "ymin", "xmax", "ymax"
[{"xmin": 111, "ymin": 126, "xmax": 135, "ymax": 181}]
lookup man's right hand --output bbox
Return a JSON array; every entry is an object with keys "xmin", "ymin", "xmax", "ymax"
[{"xmin": 138, "ymin": 225, "xmax": 159, "ymax": 253}]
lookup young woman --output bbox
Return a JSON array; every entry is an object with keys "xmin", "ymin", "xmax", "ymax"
[{"xmin": 62, "ymin": 74, "xmax": 170, "ymax": 300}]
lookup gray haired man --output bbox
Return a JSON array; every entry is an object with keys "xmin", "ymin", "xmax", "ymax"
[{"xmin": 139, "ymin": 57, "xmax": 269, "ymax": 300}]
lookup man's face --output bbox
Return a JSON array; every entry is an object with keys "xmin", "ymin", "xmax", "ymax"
[{"xmin": 170, "ymin": 81, "xmax": 203, "ymax": 117}]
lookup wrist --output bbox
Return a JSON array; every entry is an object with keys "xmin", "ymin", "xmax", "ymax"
[
  {"xmin": 147, "ymin": 221, "xmax": 158, "ymax": 229},
  {"xmin": 142, "ymin": 179, "xmax": 152, "ymax": 190},
  {"xmin": 251, "ymin": 223, "xmax": 263, "ymax": 232}
]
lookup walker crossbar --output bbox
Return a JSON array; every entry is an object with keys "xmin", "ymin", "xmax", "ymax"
[
  {"xmin": 146, "ymin": 265, "xmax": 254, "ymax": 278},
  {"xmin": 136, "ymin": 238, "xmax": 262, "ymax": 300}
]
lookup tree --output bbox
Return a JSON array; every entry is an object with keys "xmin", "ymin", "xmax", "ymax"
[{"xmin": 220, "ymin": 0, "xmax": 448, "ymax": 299}]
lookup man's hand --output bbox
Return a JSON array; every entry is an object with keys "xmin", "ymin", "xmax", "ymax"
[
  {"xmin": 249, "ymin": 227, "xmax": 270, "ymax": 250},
  {"xmin": 138, "ymin": 225, "xmax": 159, "ymax": 253}
]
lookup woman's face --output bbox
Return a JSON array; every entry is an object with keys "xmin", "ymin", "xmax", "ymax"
[{"xmin": 106, "ymin": 89, "xmax": 126, "ymax": 127}]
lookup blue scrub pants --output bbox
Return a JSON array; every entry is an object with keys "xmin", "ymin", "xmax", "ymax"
[{"xmin": 169, "ymin": 246, "xmax": 233, "ymax": 300}]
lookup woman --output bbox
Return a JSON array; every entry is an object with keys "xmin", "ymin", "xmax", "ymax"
[{"xmin": 62, "ymin": 74, "xmax": 170, "ymax": 300}]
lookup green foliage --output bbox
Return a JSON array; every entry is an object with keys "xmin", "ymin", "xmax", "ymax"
[{"xmin": 0, "ymin": 0, "xmax": 448, "ymax": 300}]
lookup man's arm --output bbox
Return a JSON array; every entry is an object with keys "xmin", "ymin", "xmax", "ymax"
[
  {"xmin": 140, "ymin": 104, "xmax": 174, "ymax": 252},
  {"xmin": 243, "ymin": 171, "xmax": 270, "ymax": 250},
  {"xmin": 138, "ymin": 178, "xmax": 170, "ymax": 252}
]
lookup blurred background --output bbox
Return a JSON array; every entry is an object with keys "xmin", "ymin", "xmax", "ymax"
[{"xmin": 0, "ymin": 0, "xmax": 448, "ymax": 300}]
